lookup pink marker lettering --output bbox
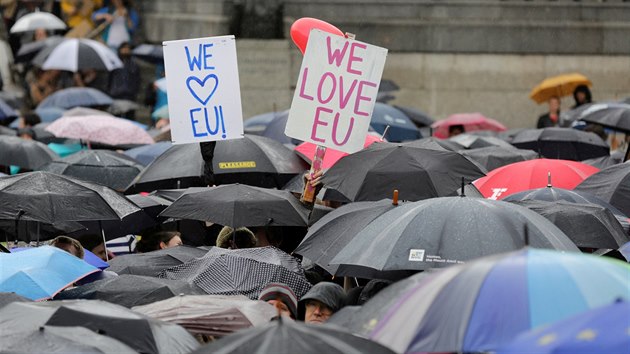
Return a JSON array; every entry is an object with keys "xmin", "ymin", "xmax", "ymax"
[
  {"xmin": 326, "ymin": 36, "xmax": 349, "ymax": 67},
  {"xmin": 338, "ymin": 76, "xmax": 358, "ymax": 109},
  {"xmin": 332, "ymin": 113, "xmax": 354, "ymax": 146},
  {"xmin": 347, "ymin": 42, "xmax": 366, "ymax": 75},
  {"xmin": 354, "ymin": 80, "xmax": 377, "ymax": 116},
  {"xmin": 317, "ymin": 72, "xmax": 336, "ymax": 104},
  {"xmin": 311, "ymin": 106, "xmax": 331, "ymax": 143},
  {"xmin": 299, "ymin": 67, "xmax": 314, "ymax": 101}
]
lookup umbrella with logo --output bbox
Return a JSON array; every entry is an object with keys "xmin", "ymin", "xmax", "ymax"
[
  {"xmin": 328, "ymin": 197, "xmax": 578, "ymax": 279},
  {"xmin": 45, "ymin": 115, "xmax": 154, "ymax": 146},
  {"xmin": 473, "ymin": 159, "xmax": 599, "ymax": 200},
  {"xmin": 37, "ymin": 87, "xmax": 113, "ymax": 110},
  {"xmin": 159, "ymin": 246, "xmax": 312, "ymax": 300},
  {"xmin": 360, "ymin": 249, "xmax": 630, "ymax": 354},
  {"xmin": 108, "ymin": 246, "xmax": 207, "ymax": 276},
  {"xmin": 529, "ymin": 73, "xmax": 592, "ymax": 104},
  {"xmin": 0, "ymin": 135, "xmax": 58, "ymax": 170},
  {"xmin": 575, "ymin": 163, "xmax": 630, "ymax": 217},
  {"xmin": 431, "ymin": 113, "xmax": 507, "ymax": 139},
  {"xmin": 459, "ymin": 146, "xmax": 538, "ymax": 171},
  {"xmin": 32, "ymin": 38, "xmax": 123, "ymax": 72},
  {"xmin": 511, "ymin": 127, "xmax": 609, "ymax": 161},
  {"xmin": 9, "ymin": 11, "xmax": 67, "ymax": 33}
]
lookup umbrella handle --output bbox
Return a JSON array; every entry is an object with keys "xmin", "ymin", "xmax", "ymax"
[{"xmin": 301, "ymin": 145, "xmax": 327, "ymax": 204}]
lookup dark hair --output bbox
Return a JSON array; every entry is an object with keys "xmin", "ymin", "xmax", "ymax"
[
  {"xmin": 448, "ymin": 124, "xmax": 465, "ymax": 134},
  {"xmin": 573, "ymin": 85, "xmax": 592, "ymax": 106},
  {"xmin": 75, "ymin": 234, "xmax": 103, "ymax": 253},
  {"xmin": 21, "ymin": 112, "xmax": 41, "ymax": 127},
  {"xmin": 136, "ymin": 231, "xmax": 181, "ymax": 252}
]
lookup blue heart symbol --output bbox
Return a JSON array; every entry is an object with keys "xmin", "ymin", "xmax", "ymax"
[{"xmin": 186, "ymin": 74, "xmax": 219, "ymax": 105}]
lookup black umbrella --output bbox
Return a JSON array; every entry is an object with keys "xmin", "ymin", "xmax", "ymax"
[
  {"xmin": 575, "ymin": 163, "xmax": 630, "ymax": 217},
  {"xmin": 1, "ymin": 325, "xmax": 137, "ymax": 353},
  {"xmin": 393, "ymin": 105, "xmax": 434, "ymax": 127},
  {"xmin": 40, "ymin": 149, "xmax": 143, "ymax": 191},
  {"xmin": 0, "ymin": 135, "xmax": 58, "ymax": 170},
  {"xmin": 159, "ymin": 246, "xmax": 312, "ymax": 300},
  {"xmin": 295, "ymin": 199, "xmax": 402, "ymax": 276},
  {"xmin": 54, "ymin": 274, "xmax": 205, "ymax": 308},
  {"xmin": 32, "ymin": 38, "xmax": 122, "ymax": 72},
  {"xmin": 0, "ymin": 300, "xmax": 199, "ymax": 354},
  {"xmin": 582, "ymin": 154, "xmax": 622, "ymax": 169},
  {"xmin": 0, "ymin": 125, "xmax": 16, "ymax": 136},
  {"xmin": 159, "ymin": 184, "xmax": 309, "ymax": 228},
  {"xmin": 329, "ymin": 197, "xmax": 578, "ymax": 279},
  {"xmin": 449, "ymin": 133, "xmax": 514, "ymax": 150},
  {"xmin": 459, "ymin": 146, "xmax": 538, "ymax": 171},
  {"xmin": 190, "ymin": 317, "xmax": 396, "ymax": 354},
  {"xmin": 414, "ymin": 137, "xmax": 464, "ymax": 151},
  {"xmin": 321, "ymin": 141, "xmax": 486, "ymax": 202},
  {"xmin": 572, "ymin": 102, "xmax": 630, "ymax": 132},
  {"xmin": 510, "ymin": 200, "xmax": 629, "ymax": 249},
  {"xmin": 0, "ymin": 291, "xmax": 31, "ymax": 309},
  {"xmin": 511, "ymin": 127, "xmax": 609, "ymax": 161},
  {"xmin": 108, "ymin": 246, "xmax": 208, "ymax": 276},
  {"xmin": 261, "ymin": 110, "xmax": 294, "ymax": 145},
  {"xmin": 0, "ymin": 219, "xmax": 85, "ymax": 243},
  {"xmin": 37, "ymin": 87, "xmax": 113, "ymax": 110},
  {"xmin": 15, "ymin": 35, "xmax": 64, "ymax": 63}
]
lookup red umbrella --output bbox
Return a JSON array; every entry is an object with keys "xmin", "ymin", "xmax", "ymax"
[
  {"xmin": 294, "ymin": 134, "xmax": 382, "ymax": 170},
  {"xmin": 432, "ymin": 113, "xmax": 507, "ymax": 139},
  {"xmin": 473, "ymin": 159, "xmax": 599, "ymax": 200}
]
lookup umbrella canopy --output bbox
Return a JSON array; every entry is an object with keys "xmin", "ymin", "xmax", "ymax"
[
  {"xmin": 370, "ymin": 103, "xmax": 422, "ymax": 142},
  {"xmin": 15, "ymin": 35, "xmax": 64, "ymax": 63},
  {"xmin": 362, "ymin": 249, "xmax": 630, "ymax": 354},
  {"xmin": 529, "ymin": 73, "xmax": 592, "ymax": 104},
  {"xmin": 108, "ymin": 245, "xmax": 207, "ymax": 276},
  {"xmin": 567, "ymin": 102, "xmax": 630, "ymax": 133},
  {"xmin": 321, "ymin": 141, "xmax": 486, "ymax": 202},
  {"xmin": 0, "ymin": 299, "xmax": 200, "ymax": 354},
  {"xmin": 261, "ymin": 110, "xmax": 293, "ymax": 144},
  {"xmin": 0, "ymin": 135, "xmax": 58, "ymax": 169},
  {"xmin": 244, "ymin": 110, "xmax": 287, "ymax": 135},
  {"xmin": 473, "ymin": 159, "xmax": 599, "ymax": 200},
  {"xmin": 459, "ymin": 145, "xmax": 538, "ymax": 171},
  {"xmin": 159, "ymin": 184, "xmax": 309, "ymax": 228},
  {"xmin": 0, "ymin": 292, "xmax": 31, "ymax": 309},
  {"xmin": 9, "ymin": 11, "xmax": 67, "ymax": 33},
  {"xmin": 294, "ymin": 135, "xmax": 382, "ymax": 170},
  {"xmin": 575, "ymin": 162, "xmax": 630, "ymax": 217},
  {"xmin": 45, "ymin": 115, "xmax": 154, "ymax": 146},
  {"xmin": 190, "ymin": 317, "xmax": 396, "ymax": 354},
  {"xmin": 133, "ymin": 294, "xmax": 277, "ymax": 338},
  {"xmin": 40, "ymin": 149, "xmax": 144, "ymax": 191},
  {"xmin": 55, "ymin": 274, "xmax": 205, "ymax": 308},
  {"xmin": 511, "ymin": 127, "xmax": 609, "ymax": 161},
  {"xmin": 498, "ymin": 300, "xmax": 630, "ymax": 354},
  {"xmin": 582, "ymin": 153, "xmax": 622, "ymax": 169},
  {"xmin": 1, "ymin": 325, "xmax": 136, "ymax": 354},
  {"xmin": 159, "ymin": 246, "xmax": 311, "ymax": 300},
  {"xmin": 510, "ymin": 200, "xmax": 629, "ymax": 249},
  {"xmin": 0, "ymin": 171, "xmax": 140, "ymax": 224},
  {"xmin": 10, "ymin": 247, "xmax": 109, "ymax": 270},
  {"xmin": 132, "ymin": 43, "xmax": 164, "ymax": 64},
  {"xmin": 328, "ymin": 197, "xmax": 578, "ymax": 279},
  {"xmin": 414, "ymin": 136, "xmax": 464, "ymax": 151},
  {"xmin": 0, "ymin": 246, "xmax": 98, "ymax": 300},
  {"xmin": 124, "ymin": 141, "xmax": 172, "ymax": 166},
  {"xmin": 37, "ymin": 87, "xmax": 113, "ymax": 110},
  {"xmin": 392, "ymin": 105, "xmax": 434, "ymax": 127},
  {"xmin": 0, "ymin": 97, "xmax": 19, "ymax": 122},
  {"xmin": 0, "ymin": 219, "xmax": 85, "ymax": 243},
  {"xmin": 295, "ymin": 199, "xmax": 402, "ymax": 276},
  {"xmin": 431, "ymin": 113, "xmax": 507, "ymax": 139},
  {"xmin": 449, "ymin": 133, "xmax": 514, "ymax": 150},
  {"xmin": 33, "ymin": 38, "xmax": 123, "ymax": 72}
]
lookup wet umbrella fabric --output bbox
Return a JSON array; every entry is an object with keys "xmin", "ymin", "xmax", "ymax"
[
  {"xmin": 321, "ymin": 141, "xmax": 486, "ymax": 202},
  {"xmin": 0, "ymin": 135, "xmax": 58, "ymax": 169},
  {"xmin": 294, "ymin": 199, "xmax": 401, "ymax": 276},
  {"xmin": 0, "ymin": 171, "xmax": 140, "ymax": 223},
  {"xmin": 328, "ymin": 197, "xmax": 578, "ymax": 279},
  {"xmin": 449, "ymin": 133, "xmax": 514, "ymax": 150},
  {"xmin": 159, "ymin": 246, "xmax": 311, "ymax": 300},
  {"xmin": 510, "ymin": 200, "xmax": 629, "ymax": 249},
  {"xmin": 33, "ymin": 38, "xmax": 123, "ymax": 72},
  {"xmin": 0, "ymin": 246, "xmax": 99, "ymax": 300},
  {"xmin": 261, "ymin": 110, "xmax": 293, "ymax": 144},
  {"xmin": 572, "ymin": 102, "xmax": 630, "ymax": 132},
  {"xmin": 362, "ymin": 249, "xmax": 630, "ymax": 354},
  {"xmin": 582, "ymin": 153, "xmax": 622, "ymax": 169},
  {"xmin": 45, "ymin": 115, "xmax": 154, "ymax": 146},
  {"xmin": 511, "ymin": 128, "xmax": 609, "ymax": 161},
  {"xmin": 132, "ymin": 44, "xmax": 164, "ymax": 64},
  {"xmin": 392, "ymin": 105, "xmax": 434, "ymax": 127},
  {"xmin": 133, "ymin": 294, "xmax": 278, "ymax": 338},
  {"xmin": 124, "ymin": 141, "xmax": 172, "ymax": 166},
  {"xmin": 473, "ymin": 159, "xmax": 599, "ymax": 200},
  {"xmin": 40, "ymin": 149, "xmax": 143, "ymax": 190},
  {"xmin": 190, "ymin": 316, "xmax": 396, "ymax": 354},
  {"xmin": 108, "ymin": 246, "xmax": 208, "ymax": 276},
  {"xmin": 498, "ymin": 300, "xmax": 630, "ymax": 354},
  {"xmin": 55, "ymin": 274, "xmax": 205, "ymax": 308},
  {"xmin": 0, "ymin": 97, "xmax": 19, "ymax": 122},
  {"xmin": 37, "ymin": 87, "xmax": 113, "ymax": 110},
  {"xmin": 431, "ymin": 113, "xmax": 507, "ymax": 139},
  {"xmin": 0, "ymin": 299, "xmax": 200, "ymax": 354},
  {"xmin": 459, "ymin": 146, "xmax": 538, "ymax": 171},
  {"xmin": 0, "ymin": 219, "xmax": 85, "ymax": 243},
  {"xmin": 160, "ymin": 184, "xmax": 310, "ymax": 228},
  {"xmin": 0, "ymin": 292, "xmax": 31, "ymax": 309},
  {"xmin": 15, "ymin": 36, "xmax": 64, "ymax": 63},
  {"xmin": 244, "ymin": 110, "xmax": 288, "ymax": 135},
  {"xmin": 575, "ymin": 163, "xmax": 630, "ymax": 217},
  {"xmin": 9, "ymin": 11, "xmax": 67, "ymax": 33},
  {"xmin": 1, "ymin": 325, "xmax": 137, "ymax": 354},
  {"xmin": 370, "ymin": 102, "xmax": 422, "ymax": 142}
]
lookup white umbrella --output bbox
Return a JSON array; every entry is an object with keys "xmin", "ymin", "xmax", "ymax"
[
  {"xmin": 33, "ymin": 38, "xmax": 123, "ymax": 72},
  {"xmin": 10, "ymin": 11, "xmax": 67, "ymax": 33}
]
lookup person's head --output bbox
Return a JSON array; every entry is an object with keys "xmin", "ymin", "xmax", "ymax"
[
  {"xmin": 50, "ymin": 236, "xmax": 84, "ymax": 259},
  {"xmin": 548, "ymin": 96, "xmax": 560, "ymax": 114},
  {"xmin": 258, "ymin": 283, "xmax": 298, "ymax": 319},
  {"xmin": 76, "ymin": 234, "xmax": 115, "ymax": 261},
  {"xmin": 118, "ymin": 42, "xmax": 132, "ymax": 59},
  {"xmin": 448, "ymin": 124, "xmax": 465, "ymax": 137},
  {"xmin": 34, "ymin": 28, "xmax": 48, "ymax": 41},
  {"xmin": 584, "ymin": 123, "xmax": 608, "ymax": 142},
  {"xmin": 573, "ymin": 85, "xmax": 592, "ymax": 106},
  {"xmin": 216, "ymin": 226, "xmax": 257, "ymax": 249},
  {"xmin": 300, "ymin": 282, "xmax": 346, "ymax": 324},
  {"xmin": 17, "ymin": 127, "xmax": 35, "ymax": 140},
  {"xmin": 158, "ymin": 231, "xmax": 183, "ymax": 249},
  {"xmin": 19, "ymin": 112, "xmax": 41, "ymax": 128}
]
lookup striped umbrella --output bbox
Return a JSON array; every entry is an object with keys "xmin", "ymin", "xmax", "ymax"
[
  {"xmin": 359, "ymin": 248, "xmax": 630, "ymax": 353},
  {"xmin": 32, "ymin": 38, "xmax": 122, "ymax": 72}
]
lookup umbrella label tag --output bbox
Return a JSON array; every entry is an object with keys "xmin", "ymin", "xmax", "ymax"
[
  {"xmin": 218, "ymin": 161, "xmax": 256, "ymax": 169},
  {"xmin": 163, "ymin": 35, "xmax": 244, "ymax": 144},
  {"xmin": 409, "ymin": 249, "xmax": 425, "ymax": 262},
  {"xmin": 489, "ymin": 188, "xmax": 508, "ymax": 200}
]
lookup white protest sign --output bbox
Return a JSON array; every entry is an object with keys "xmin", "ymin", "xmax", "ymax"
[
  {"xmin": 163, "ymin": 35, "xmax": 243, "ymax": 144},
  {"xmin": 285, "ymin": 29, "xmax": 387, "ymax": 154}
]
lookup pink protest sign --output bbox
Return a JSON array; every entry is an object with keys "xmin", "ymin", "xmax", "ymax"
[{"xmin": 285, "ymin": 30, "xmax": 388, "ymax": 154}]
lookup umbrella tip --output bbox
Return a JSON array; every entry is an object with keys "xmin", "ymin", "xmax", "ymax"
[
  {"xmin": 392, "ymin": 190, "xmax": 399, "ymax": 206},
  {"xmin": 460, "ymin": 177, "xmax": 466, "ymax": 197},
  {"xmin": 547, "ymin": 171, "xmax": 552, "ymax": 188}
]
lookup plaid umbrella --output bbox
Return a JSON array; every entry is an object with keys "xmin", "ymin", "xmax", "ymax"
[
  {"xmin": 159, "ymin": 247, "xmax": 311, "ymax": 300},
  {"xmin": 45, "ymin": 115, "xmax": 154, "ymax": 146}
]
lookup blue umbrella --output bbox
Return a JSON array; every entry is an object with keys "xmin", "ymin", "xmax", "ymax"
[
  {"xmin": 10, "ymin": 247, "xmax": 109, "ymax": 270},
  {"xmin": 262, "ymin": 110, "xmax": 294, "ymax": 145},
  {"xmin": 245, "ymin": 110, "xmax": 289, "ymax": 135},
  {"xmin": 35, "ymin": 107, "xmax": 65, "ymax": 123},
  {"xmin": 370, "ymin": 103, "xmax": 422, "ymax": 142},
  {"xmin": 124, "ymin": 141, "xmax": 172, "ymax": 166},
  {"xmin": 497, "ymin": 300, "xmax": 630, "ymax": 354},
  {"xmin": 0, "ymin": 98, "xmax": 18, "ymax": 122},
  {"xmin": 37, "ymin": 87, "xmax": 113, "ymax": 110},
  {"xmin": 0, "ymin": 246, "xmax": 99, "ymax": 300}
]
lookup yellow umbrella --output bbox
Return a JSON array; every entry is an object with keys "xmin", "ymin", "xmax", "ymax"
[{"xmin": 529, "ymin": 73, "xmax": 592, "ymax": 104}]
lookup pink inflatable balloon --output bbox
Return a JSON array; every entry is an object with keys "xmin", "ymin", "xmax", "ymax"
[{"xmin": 290, "ymin": 17, "xmax": 344, "ymax": 55}]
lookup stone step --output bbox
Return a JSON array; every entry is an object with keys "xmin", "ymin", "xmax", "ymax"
[
  {"xmin": 143, "ymin": 13, "xmax": 230, "ymax": 43},
  {"xmin": 141, "ymin": 0, "xmax": 231, "ymax": 15}
]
